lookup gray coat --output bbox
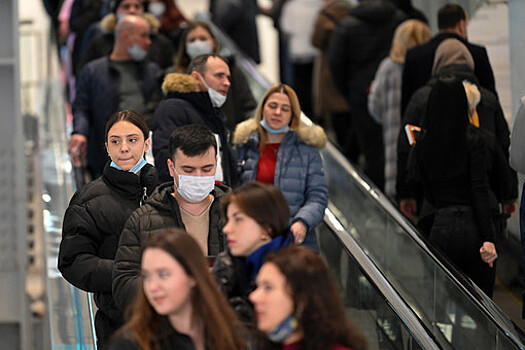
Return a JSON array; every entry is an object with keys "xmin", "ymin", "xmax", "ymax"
[{"xmin": 233, "ymin": 119, "xmax": 328, "ymax": 249}]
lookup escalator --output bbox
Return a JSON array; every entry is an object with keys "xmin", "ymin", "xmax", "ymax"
[{"xmin": 39, "ymin": 16, "xmax": 525, "ymax": 350}]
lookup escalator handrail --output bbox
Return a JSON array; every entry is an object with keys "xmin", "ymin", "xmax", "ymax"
[
  {"xmin": 323, "ymin": 142, "xmax": 525, "ymax": 348},
  {"xmin": 324, "ymin": 208, "xmax": 441, "ymax": 350}
]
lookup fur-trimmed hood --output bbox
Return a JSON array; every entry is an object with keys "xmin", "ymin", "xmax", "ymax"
[
  {"xmin": 232, "ymin": 118, "xmax": 327, "ymax": 149},
  {"xmin": 99, "ymin": 13, "xmax": 160, "ymax": 34},
  {"xmin": 161, "ymin": 73, "xmax": 200, "ymax": 95}
]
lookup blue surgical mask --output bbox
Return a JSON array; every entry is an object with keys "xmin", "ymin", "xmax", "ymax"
[
  {"xmin": 260, "ymin": 119, "xmax": 290, "ymax": 134},
  {"xmin": 117, "ymin": 13, "xmax": 127, "ymax": 23},
  {"xmin": 127, "ymin": 43, "xmax": 147, "ymax": 61},
  {"xmin": 110, "ymin": 157, "xmax": 147, "ymax": 174},
  {"xmin": 265, "ymin": 314, "xmax": 299, "ymax": 343}
]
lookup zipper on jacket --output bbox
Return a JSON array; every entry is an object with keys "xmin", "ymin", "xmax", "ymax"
[{"xmin": 140, "ymin": 187, "xmax": 148, "ymax": 206}]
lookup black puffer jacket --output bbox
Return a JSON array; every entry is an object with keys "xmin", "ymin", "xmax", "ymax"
[
  {"xmin": 329, "ymin": 0, "xmax": 406, "ymax": 103},
  {"xmin": 58, "ymin": 163, "xmax": 157, "ymax": 322},
  {"xmin": 151, "ymin": 73, "xmax": 238, "ymax": 186},
  {"xmin": 397, "ymin": 65, "xmax": 517, "ymax": 202},
  {"xmin": 112, "ymin": 181, "xmax": 229, "ymax": 311}
]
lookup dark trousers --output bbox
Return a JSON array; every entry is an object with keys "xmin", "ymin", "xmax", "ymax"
[
  {"xmin": 292, "ymin": 61, "xmax": 314, "ymax": 119},
  {"xmin": 331, "ymin": 111, "xmax": 360, "ymax": 164},
  {"xmin": 348, "ymin": 102, "xmax": 384, "ymax": 190},
  {"xmin": 430, "ymin": 205, "xmax": 496, "ymax": 298}
]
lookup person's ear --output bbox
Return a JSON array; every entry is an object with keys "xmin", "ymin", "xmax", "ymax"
[
  {"xmin": 167, "ymin": 158, "xmax": 175, "ymax": 178},
  {"xmin": 144, "ymin": 138, "xmax": 151, "ymax": 154}
]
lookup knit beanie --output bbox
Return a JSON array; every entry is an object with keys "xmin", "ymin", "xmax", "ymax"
[{"xmin": 432, "ymin": 38, "xmax": 475, "ymax": 75}]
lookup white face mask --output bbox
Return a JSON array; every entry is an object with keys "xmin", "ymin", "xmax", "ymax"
[
  {"xmin": 173, "ymin": 167, "xmax": 215, "ymax": 203},
  {"xmin": 198, "ymin": 73, "xmax": 227, "ymax": 108},
  {"xmin": 148, "ymin": 2, "xmax": 165, "ymax": 17},
  {"xmin": 186, "ymin": 40, "xmax": 213, "ymax": 60}
]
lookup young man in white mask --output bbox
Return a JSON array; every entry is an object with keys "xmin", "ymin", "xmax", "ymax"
[
  {"xmin": 112, "ymin": 124, "xmax": 229, "ymax": 310},
  {"xmin": 151, "ymin": 54, "xmax": 239, "ymax": 187}
]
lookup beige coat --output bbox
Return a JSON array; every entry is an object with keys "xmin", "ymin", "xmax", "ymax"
[{"xmin": 311, "ymin": 3, "xmax": 351, "ymax": 116}]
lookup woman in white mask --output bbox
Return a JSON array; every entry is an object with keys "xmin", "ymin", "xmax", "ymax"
[
  {"xmin": 172, "ymin": 21, "xmax": 256, "ymax": 133},
  {"xmin": 232, "ymin": 84, "xmax": 328, "ymax": 251},
  {"xmin": 58, "ymin": 110, "xmax": 158, "ymax": 349},
  {"xmin": 249, "ymin": 246, "xmax": 367, "ymax": 350}
]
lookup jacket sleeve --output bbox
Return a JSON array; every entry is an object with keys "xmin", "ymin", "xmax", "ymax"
[
  {"xmin": 311, "ymin": 10, "xmax": 334, "ymax": 50},
  {"xmin": 112, "ymin": 212, "xmax": 142, "ymax": 313},
  {"xmin": 396, "ymin": 90, "xmax": 426, "ymax": 199},
  {"xmin": 292, "ymin": 149, "xmax": 328, "ymax": 230},
  {"xmin": 72, "ymin": 66, "xmax": 92, "ymax": 136},
  {"xmin": 401, "ymin": 50, "xmax": 416, "ymax": 116},
  {"xmin": 367, "ymin": 60, "xmax": 388, "ymax": 124},
  {"xmin": 510, "ymin": 98, "xmax": 525, "ymax": 174},
  {"xmin": 152, "ymin": 100, "xmax": 188, "ymax": 183},
  {"xmin": 470, "ymin": 140, "xmax": 495, "ymax": 243},
  {"xmin": 489, "ymin": 95, "xmax": 517, "ymax": 201},
  {"xmin": 58, "ymin": 203, "xmax": 113, "ymax": 293},
  {"xmin": 474, "ymin": 46, "xmax": 497, "ymax": 97}
]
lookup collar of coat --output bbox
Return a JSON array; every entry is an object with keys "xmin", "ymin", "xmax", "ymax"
[
  {"xmin": 232, "ymin": 118, "xmax": 327, "ymax": 150},
  {"xmin": 100, "ymin": 13, "xmax": 160, "ymax": 34},
  {"xmin": 161, "ymin": 73, "xmax": 201, "ymax": 95}
]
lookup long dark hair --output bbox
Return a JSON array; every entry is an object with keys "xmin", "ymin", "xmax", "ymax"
[
  {"xmin": 118, "ymin": 229, "xmax": 246, "ymax": 350},
  {"xmin": 260, "ymin": 246, "xmax": 367, "ymax": 350},
  {"xmin": 419, "ymin": 75, "xmax": 471, "ymax": 180}
]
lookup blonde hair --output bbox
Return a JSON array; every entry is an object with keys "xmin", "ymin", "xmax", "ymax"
[
  {"xmin": 390, "ymin": 20, "xmax": 431, "ymax": 64},
  {"xmin": 254, "ymin": 84, "xmax": 302, "ymax": 152}
]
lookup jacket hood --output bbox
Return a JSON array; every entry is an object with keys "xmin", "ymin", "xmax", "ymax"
[
  {"xmin": 349, "ymin": 0, "xmax": 398, "ymax": 22},
  {"xmin": 232, "ymin": 118, "xmax": 327, "ymax": 149},
  {"xmin": 161, "ymin": 73, "xmax": 200, "ymax": 94},
  {"xmin": 100, "ymin": 12, "xmax": 160, "ymax": 34}
]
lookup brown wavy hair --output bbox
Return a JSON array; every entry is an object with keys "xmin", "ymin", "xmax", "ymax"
[
  {"xmin": 117, "ymin": 229, "xmax": 246, "ymax": 350},
  {"xmin": 260, "ymin": 246, "xmax": 367, "ymax": 350},
  {"xmin": 254, "ymin": 84, "xmax": 301, "ymax": 153}
]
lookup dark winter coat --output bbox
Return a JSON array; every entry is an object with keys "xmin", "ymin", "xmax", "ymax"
[
  {"xmin": 401, "ymin": 32, "xmax": 496, "ymax": 114},
  {"xmin": 108, "ymin": 318, "xmax": 198, "ymax": 350},
  {"xmin": 328, "ymin": 0, "xmax": 406, "ymax": 104},
  {"xmin": 212, "ymin": 234, "xmax": 290, "ymax": 327},
  {"xmin": 72, "ymin": 56, "xmax": 160, "ymax": 177},
  {"xmin": 396, "ymin": 65, "xmax": 516, "ymax": 203},
  {"xmin": 58, "ymin": 163, "xmax": 157, "ymax": 325},
  {"xmin": 232, "ymin": 119, "xmax": 328, "ymax": 250},
  {"xmin": 112, "ymin": 182, "xmax": 228, "ymax": 311},
  {"xmin": 151, "ymin": 74, "xmax": 238, "ymax": 186},
  {"xmin": 78, "ymin": 13, "xmax": 175, "ymax": 71}
]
